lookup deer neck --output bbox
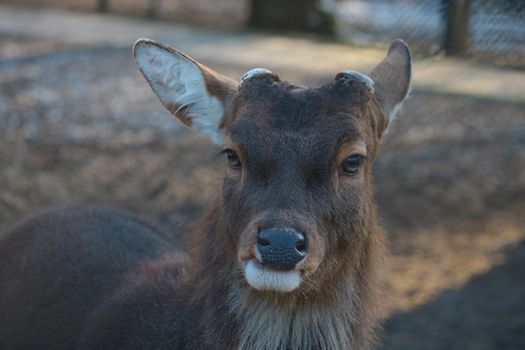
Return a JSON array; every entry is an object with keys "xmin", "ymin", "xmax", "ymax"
[{"xmin": 225, "ymin": 270, "xmax": 360, "ymax": 350}]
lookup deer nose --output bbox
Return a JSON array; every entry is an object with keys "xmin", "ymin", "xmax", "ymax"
[{"xmin": 256, "ymin": 228, "xmax": 307, "ymax": 270}]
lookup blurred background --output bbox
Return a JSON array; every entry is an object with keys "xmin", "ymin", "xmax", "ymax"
[{"xmin": 0, "ymin": 0, "xmax": 524, "ymax": 348}]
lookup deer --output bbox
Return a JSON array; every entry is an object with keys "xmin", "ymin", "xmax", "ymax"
[{"xmin": 0, "ymin": 38, "xmax": 411, "ymax": 350}]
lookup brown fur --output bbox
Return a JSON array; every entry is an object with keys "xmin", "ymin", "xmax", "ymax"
[{"xmin": 0, "ymin": 40, "xmax": 411, "ymax": 349}]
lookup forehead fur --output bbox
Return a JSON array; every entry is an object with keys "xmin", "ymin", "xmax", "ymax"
[{"xmin": 231, "ymin": 75, "xmax": 373, "ymax": 131}]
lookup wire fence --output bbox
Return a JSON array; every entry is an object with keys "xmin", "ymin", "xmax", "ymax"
[{"xmin": 336, "ymin": 0, "xmax": 525, "ymax": 67}]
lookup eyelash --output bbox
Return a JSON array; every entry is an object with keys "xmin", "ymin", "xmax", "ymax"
[
  {"xmin": 341, "ymin": 154, "xmax": 367, "ymax": 176},
  {"xmin": 221, "ymin": 148, "xmax": 242, "ymax": 169}
]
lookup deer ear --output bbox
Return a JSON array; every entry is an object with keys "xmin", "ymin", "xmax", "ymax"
[
  {"xmin": 370, "ymin": 40, "xmax": 412, "ymax": 126},
  {"xmin": 133, "ymin": 39, "xmax": 238, "ymax": 144}
]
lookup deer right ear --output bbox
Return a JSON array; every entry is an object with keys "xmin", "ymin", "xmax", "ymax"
[
  {"xmin": 133, "ymin": 39, "xmax": 238, "ymax": 144},
  {"xmin": 369, "ymin": 39, "xmax": 412, "ymax": 128}
]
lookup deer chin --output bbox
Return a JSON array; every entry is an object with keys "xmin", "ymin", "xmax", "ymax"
[{"xmin": 243, "ymin": 260, "xmax": 302, "ymax": 293}]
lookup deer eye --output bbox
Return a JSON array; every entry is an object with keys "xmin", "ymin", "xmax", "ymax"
[
  {"xmin": 222, "ymin": 148, "xmax": 242, "ymax": 170},
  {"xmin": 341, "ymin": 154, "xmax": 366, "ymax": 175}
]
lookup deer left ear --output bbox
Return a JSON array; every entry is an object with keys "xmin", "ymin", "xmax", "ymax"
[
  {"xmin": 370, "ymin": 39, "xmax": 412, "ymax": 129},
  {"xmin": 134, "ymin": 39, "xmax": 238, "ymax": 144}
]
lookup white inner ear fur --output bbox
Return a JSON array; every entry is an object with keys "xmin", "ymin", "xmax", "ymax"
[
  {"xmin": 135, "ymin": 42, "xmax": 225, "ymax": 144},
  {"xmin": 383, "ymin": 82, "xmax": 411, "ymax": 130},
  {"xmin": 388, "ymin": 92, "xmax": 409, "ymax": 122}
]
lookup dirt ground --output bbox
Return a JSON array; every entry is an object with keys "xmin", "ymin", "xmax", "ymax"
[{"xmin": 1, "ymin": 10, "xmax": 525, "ymax": 350}]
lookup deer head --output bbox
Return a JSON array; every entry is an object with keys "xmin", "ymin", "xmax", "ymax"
[{"xmin": 134, "ymin": 38, "xmax": 411, "ymax": 294}]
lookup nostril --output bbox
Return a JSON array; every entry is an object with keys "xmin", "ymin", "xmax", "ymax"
[
  {"xmin": 295, "ymin": 239, "xmax": 306, "ymax": 253},
  {"xmin": 256, "ymin": 228, "xmax": 307, "ymax": 270},
  {"xmin": 257, "ymin": 235, "xmax": 270, "ymax": 247}
]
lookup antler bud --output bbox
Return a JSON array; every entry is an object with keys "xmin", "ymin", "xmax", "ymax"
[
  {"xmin": 336, "ymin": 70, "xmax": 375, "ymax": 94},
  {"xmin": 240, "ymin": 68, "xmax": 273, "ymax": 85}
]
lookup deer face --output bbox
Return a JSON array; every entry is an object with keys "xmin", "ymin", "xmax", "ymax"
[{"xmin": 134, "ymin": 39, "xmax": 411, "ymax": 294}]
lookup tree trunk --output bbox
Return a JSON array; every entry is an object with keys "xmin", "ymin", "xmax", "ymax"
[
  {"xmin": 97, "ymin": 0, "xmax": 108, "ymax": 13},
  {"xmin": 249, "ymin": 0, "xmax": 335, "ymax": 36},
  {"xmin": 147, "ymin": 0, "xmax": 160, "ymax": 18},
  {"xmin": 443, "ymin": 0, "xmax": 471, "ymax": 56}
]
